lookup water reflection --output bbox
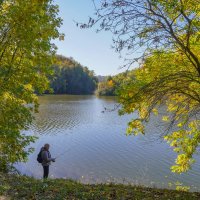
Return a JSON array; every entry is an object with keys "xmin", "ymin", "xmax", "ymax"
[{"xmin": 16, "ymin": 95, "xmax": 200, "ymax": 191}]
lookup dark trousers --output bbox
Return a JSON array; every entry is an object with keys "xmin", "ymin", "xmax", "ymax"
[{"xmin": 43, "ymin": 165, "xmax": 49, "ymax": 179}]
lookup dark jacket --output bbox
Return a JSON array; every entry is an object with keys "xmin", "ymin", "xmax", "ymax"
[{"xmin": 40, "ymin": 147, "xmax": 54, "ymax": 166}]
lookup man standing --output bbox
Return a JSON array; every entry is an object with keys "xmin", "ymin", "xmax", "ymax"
[{"xmin": 41, "ymin": 143, "xmax": 55, "ymax": 179}]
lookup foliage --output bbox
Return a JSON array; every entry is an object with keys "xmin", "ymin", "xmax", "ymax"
[
  {"xmin": 1, "ymin": 173, "xmax": 200, "ymax": 199},
  {"xmin": 85, "ymin": 0, "xmax": 200, "ymax": 173},
  {"xmin": 96, "ymin": 72, "xmax": 134, "ymax": 96},
  {"xmin": 49, "ymin": 55, "xmax": 98, "ymax": 95},
  {"xmin": 0, "ymin": 0, "xmax": 62, "ymax": 171},
  {"xmin": 118, "ymin": 50, "xmax": 200, "ymax": 173},
  {"xmin": 97, "ymin": 76, "xmax": 116, "ymax": 96}
]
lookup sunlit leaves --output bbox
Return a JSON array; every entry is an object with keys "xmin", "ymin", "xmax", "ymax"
[
  {"xmin": 0, "ymin": 0, "xmax": 62, "ymax": 171},
  {"xmin": 117, "ymin": 48, "xmax": 200, "ymax": 173},
  {"xmin": 164, "ymin": 120, "xmax": 200, "ymax": 173},
  {"xmin": 127, "ymin": 119, "xmax": 145, "ymax": 135},
  {"xmin": 86, "ymin": 0, "xmax": 200, "ymax": 175}
]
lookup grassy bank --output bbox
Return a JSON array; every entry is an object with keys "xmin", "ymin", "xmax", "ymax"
[{"xmin": 0, "ymin": 173, "xmax": 200, "ymax": 200}]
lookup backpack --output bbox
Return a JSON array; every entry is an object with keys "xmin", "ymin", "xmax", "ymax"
[{"xmin": 37, "ymin": 150, "xmax": 43, "ymax": 163}]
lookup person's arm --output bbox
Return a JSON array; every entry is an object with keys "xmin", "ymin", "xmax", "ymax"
[{"xmin": 42, "ymin": 151, "xmax": 54, "ymax": 162}]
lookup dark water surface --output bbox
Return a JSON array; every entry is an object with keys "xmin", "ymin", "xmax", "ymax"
[{"xmin": 16, "ymin": 95, "xmax": 200, "ymax": 191}]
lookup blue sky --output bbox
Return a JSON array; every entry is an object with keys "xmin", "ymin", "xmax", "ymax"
[{"xmin": 53, "ymin": 0, "xmax": 125, "ymax": 76}]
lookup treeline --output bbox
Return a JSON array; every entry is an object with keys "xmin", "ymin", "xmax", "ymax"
[
  {"xmin": 49, "ymin": 55, "xmax": 98, "ymax": 95},
  {"xmin": 96, "ymin": 71, "xmax": 135, "ymax": 96},
  {"xmin": 48, "ymin": 55, "xmax": 134, "ymax": 96}
]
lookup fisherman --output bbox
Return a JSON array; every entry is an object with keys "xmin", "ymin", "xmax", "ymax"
[{"xmin": 40, "ymin": 143, "xmax": 55, "ymax": 179}]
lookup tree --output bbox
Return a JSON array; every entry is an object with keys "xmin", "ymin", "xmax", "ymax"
[
  {"xmin": 49, "ymin": 55, "xmax": 98, "ymax": 95},
  {"xmin": 85, "ymin": 0, "xmax": 200, "ymax": 173},
  {"xmin": 96, "ymin": 72, "xmax": 133, "ymax": 96},
  {"xmin": 0, "ymin": 0, "xmax": 62, "ymax": 171},
  {"xmin": 97, "ymin": 77, "xmax": 115, "ymax": 96},
  {"xmin": 85, "ymin": 0, "xmax": 200, "ymax": 73}
]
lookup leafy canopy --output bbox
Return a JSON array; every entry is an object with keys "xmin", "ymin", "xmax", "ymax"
[
  {"xmin": 87, "ymin": 0, "xmax": 200, "ymax": 173},
  {"xmin": 0, "ymin": 0, "xmax": 62, "ymax": 171}
]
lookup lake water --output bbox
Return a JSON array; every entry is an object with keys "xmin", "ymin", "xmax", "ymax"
[{"xmin": 16, "ymin": 95, "xmax": 200, "ymax": 191}]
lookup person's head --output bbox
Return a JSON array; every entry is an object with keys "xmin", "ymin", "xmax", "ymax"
[{"xmin": 44, "ymin": 143, "xmax": 50, "ymax": 150}]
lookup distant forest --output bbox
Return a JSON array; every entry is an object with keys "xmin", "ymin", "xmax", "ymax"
[
  {"xmin": 49, "ymin": 55, "xmax": 98, "ymax": 95},
  {"xmin": 48, "ymin": 55, "xmax": 133, "ymax": 96}
]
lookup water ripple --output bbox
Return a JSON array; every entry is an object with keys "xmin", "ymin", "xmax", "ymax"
[{"xmin": 16, "ymin": 95, "xmax": 200, "ymax": 192}]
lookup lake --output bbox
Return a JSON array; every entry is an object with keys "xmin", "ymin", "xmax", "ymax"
[{"xmin": 16, "ymin": 95, "xmax": 200, "ymax": 191}]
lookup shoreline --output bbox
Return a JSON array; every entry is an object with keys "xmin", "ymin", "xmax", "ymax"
[{"xmin": 0, "ymin": 173, "xmax": 200, "ymax": 200}]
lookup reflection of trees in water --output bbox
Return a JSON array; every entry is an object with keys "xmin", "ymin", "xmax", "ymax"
[{"xmin": 31, "ymin": 96, "xmax": 106, "ymax": 135}]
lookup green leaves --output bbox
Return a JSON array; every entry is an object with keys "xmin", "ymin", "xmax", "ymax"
[
  {"xmin": 117, "ymin": 48, "xmax": 200, "ymax": 173},
  {"xmin": 0, "ymin": 0, "xmax": 62, "ymax": 171}
]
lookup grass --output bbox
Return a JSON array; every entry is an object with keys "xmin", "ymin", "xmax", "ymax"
[{"xmin": 0, "ymin": 173, "xmax": 200, "ymax": 200}]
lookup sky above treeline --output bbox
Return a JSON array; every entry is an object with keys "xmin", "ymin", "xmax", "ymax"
[{"xmin": 53, "ymin": 0, "xmax": 126, "ymax": 76}]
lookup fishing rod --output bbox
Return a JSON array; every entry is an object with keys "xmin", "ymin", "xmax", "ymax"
[
  {"xmin": 54, "ymin": 136, "xmax": 75, "ymax": 160},
  {"xmin": 54, "ymin": 147, "xmax": 72, "ymax": 159}
]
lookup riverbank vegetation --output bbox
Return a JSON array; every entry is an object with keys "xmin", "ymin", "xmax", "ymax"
[
  {"xmin": 96, "ymin": 71, "xmax": 135, "ymax": 96},
  {"xmin": 48, "ymin": 55, "xmax": 98, "ymax": 95},
  {"xmin": 0, "ymin": 0, "xmax": 62, "ymax": 171},
  {"xmin": 0, "ymin": 173, "xmax": 200, "ymax": 200},
  {"xmin": 96, "ymin": 75, "xmax": 118, "ymax": 96}
]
